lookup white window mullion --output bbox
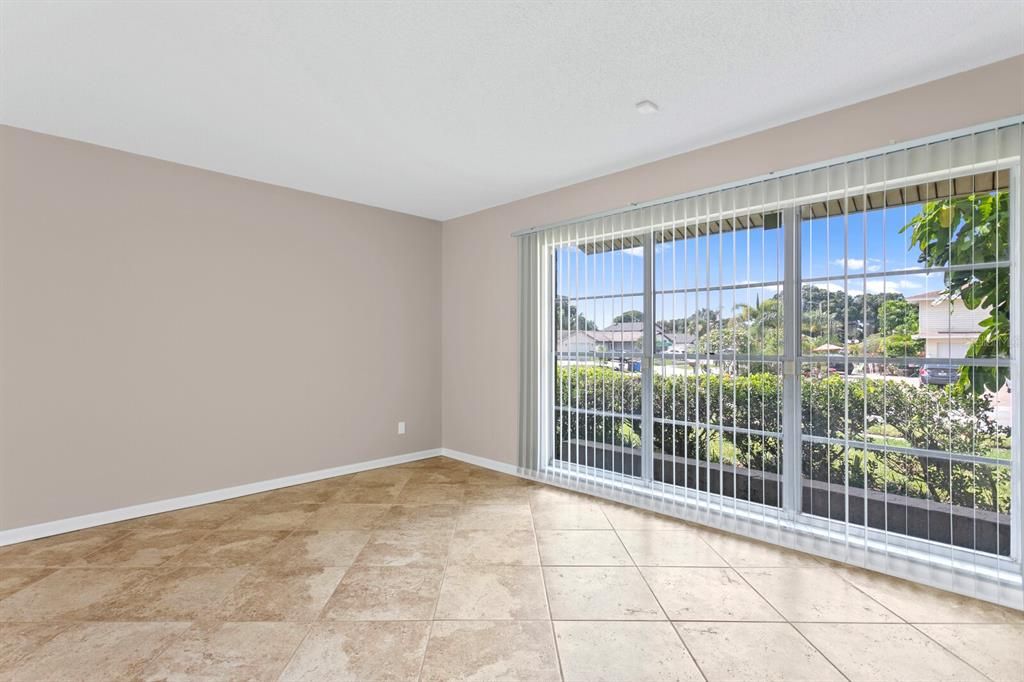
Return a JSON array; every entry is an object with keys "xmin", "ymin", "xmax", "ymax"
[
  {"xmin": 782, "ymin": 204, "xmax": 802, "ymax": 516},
  {"xmin": 1011, "ymin": 161, "xmax": 1023, "ymax": 571},
  {"xmin": 641, "ymin": 229, "xmax": 655, "ymax": 484}
]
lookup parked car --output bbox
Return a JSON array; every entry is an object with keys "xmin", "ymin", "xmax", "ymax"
[
  {"xmin": 604, "ymin": 358, "xmax": 639, "ymax": 372},
  {"xmin": 919, "ymin": 364, "xmax": 957, "ymax": 386}
]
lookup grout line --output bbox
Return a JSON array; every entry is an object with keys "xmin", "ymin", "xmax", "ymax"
[
  {"xmin": 273, "ymin": 621, "xmax": 317, "ymax": 681},
  {"xmin": 531, "ymin": 497, "xmax": 565, "ymax": 681},
  {"xmin": 904, "ymin": 621, "xmax": 999, "ymax": 682},
  {"xmin": 0, "ymin": 621, "xmax": 74, "ymax": 672},
  {"xmin": 725, "ymin": 560, "xmax": 853, "ymax": 681},
  {"xmin": 602, "ymin": 505, "xmax": 709, "ymax": 682},
  {"xmin": 129, "ymin": 619, "xmax": 198, "ymax": 677},
  {"xmin": 415, "ymin": 620, "xmax": 437, "ymax": 682}
]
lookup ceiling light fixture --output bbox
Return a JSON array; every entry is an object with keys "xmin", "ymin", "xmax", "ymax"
[{"xmin": 635, "ymin": 100, "xmax": 659, "ymax": 114}]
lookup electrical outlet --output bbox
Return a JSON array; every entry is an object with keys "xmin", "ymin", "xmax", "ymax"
[{"xmin": 398, "ymin": 421, "xmax": 406, "ymax": 435}]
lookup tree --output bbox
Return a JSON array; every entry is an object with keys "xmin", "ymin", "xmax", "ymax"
[
  {"xmin": 555, "ymin": 296, "xmax": 597, "ymax": 331},
  {"xmin": 660, "ymin": 309, "xmax": 721, "ymax": 336},
  {"xmin": 850, "ymin": 292, "xmax": 905, "ymax": 339},
  {"xmin": 613, "ymin": 310, "xmax": 643, "ymax": 324},
  {"xmin": 802, "ymin": 310, "xmax": 840, "ymax": 341},
  {"xmin": 876, "ymin": 333, "xmax": 924, "ymax": 358},
  {"xmin": 878, "ymin": 298, "xmax": 918, "ymax": 335},
  {"xmin": 902, "ymin": 191, "xmax": 1010, "ymax": 393}
]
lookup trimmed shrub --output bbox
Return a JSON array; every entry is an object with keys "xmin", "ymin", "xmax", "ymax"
[{"xmin": 555, "ymin": 366, "xmax": 1010, "ymax": 513}]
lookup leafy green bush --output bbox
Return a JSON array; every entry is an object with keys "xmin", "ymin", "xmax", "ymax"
[{"xmin": 555, "ymin": 366, "xmax": 1010, "ymax": 513}]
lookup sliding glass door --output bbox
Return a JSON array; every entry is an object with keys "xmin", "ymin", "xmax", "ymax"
[
  {"xmin": 650, "ymin": 203, "xmax": 786, "ymax": 510},
  {"xmin": 797, "ymin": 169, "xmax": 1015, "ymax": 557},
  {"xmin": 545, "ymin": 126, "xmax": 1020, "ymax": 574},
  {"xmin": 553, "ymin": 230, "xmax": 646, "ymax": 481}
]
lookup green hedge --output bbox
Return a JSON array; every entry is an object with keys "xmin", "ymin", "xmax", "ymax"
[{"xmin": 555, "ymin": 366, "xmax": 1010, "ymax": 513}]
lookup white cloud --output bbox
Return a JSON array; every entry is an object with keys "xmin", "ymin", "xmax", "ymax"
[
  {"xmin": 831, "ymin": 257, "xmax": 882, "ymax": 272},
  {"xmin": 809, "ymin": 277, "xmax": 924, "ymax": 297}
]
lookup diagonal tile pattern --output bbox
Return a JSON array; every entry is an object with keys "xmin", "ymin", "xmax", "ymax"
[{"xmin": 0, "ymin": 455, "xmax": 1021, "ymax": 680}]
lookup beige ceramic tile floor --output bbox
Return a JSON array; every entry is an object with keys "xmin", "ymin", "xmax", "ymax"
[{"xmin": 0, "ymin": 455, "xmax": 1022, "ymax": 681}]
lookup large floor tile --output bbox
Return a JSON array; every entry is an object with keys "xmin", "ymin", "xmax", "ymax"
[
  {"xmin": 260, "ymin": 530, "xmax": 371, "ymax": 567},
  {"xmin": 600, "ymin": 504, "xmax": 690, "ymax": 531},
  {"xmin": 0, "ymin": 529, "xmax": 126, "ymax": 567},
  {"xmin": 0, "ymin": 623, "xmax": 70, "ymax": 677},
  {"xmin": 642, "ymin": 567, "xmax": 782, "ymax": 621},
  {"xmin": 435, "ymin": 565, "xmax": 549, "ymax": 620},
  {"xmin": 397, "ymin": 456, "xmax": 467, "ymax": 471},
  {"xmin": 0, "ymin": 567, "xmax": 54, "ymax": 601},
  {"xmin": 528, "ymin": 486, "xmax": 597, "ymax": 509},
  {"xmin": 347, "ymin": 468, "xmax": 414, "ymax": 487},
  {"xmin": 140, "ymin": 621, "xmax": 309, "ymax": 681},
  {"xmin": 543, "ymin": 566, "xmax": 664, "ymax": 620},
  {"xmin": 242, "ymin": 480, "xmax": 343, "ymax": 505},
  {"xmin": 531, "ymin": 503, "xmax": 611, "ymax": 530},
  {"xmin": 216, "ymin": 566, "xmax": 346, "ymax": 621},
  {"xmin": 536, "ymin": 530, "xmax": 631, "ymax": 566},
  {"xmin": 376, "ymin": 504, "xmax": 458, "ymax": 532},
  {"xmin": 397, "ymin": 483, "xmax": 466, "ymax": 504},
  {"xmin": 464, "ymin": 468, "xmax": 530, "ymax": 486},
  {"xmin": 797, "ymin": 623, "xmax": 988, "ymax": 681},
  {"xmin": 353, "ymin": 529, "xmax": 452, "ymax": 567},
  {"xmin": 675, "ymin": 622, "xmax": 845, "ymax": 681},
  {"xmin": 329, "ymin": 479, "xmax": 408, "ymax": 503},
  {"xmin": 8, "ymin": 622, "xmax": 189, "ymax": 682},
  {"xmin": 739, "ymin": 567, "xmax": 901, "ymax": 622},
  {"xmin": 405, "ymin": 468, "xmax": 473, "ymax": 486},
  {"xmin": 699, "ymin": 531, "xmax": 824, "ymax": 567},
  {"xmin": 420, "ymin": 620, "xmax": 560, "ymax": 682},
  {"xmin": 71, "ymin": 529, "xmax": 207, "ymax": 567},
  {"xmin": 0, "ymin": 568, "xmax": 151, "ymax": 621},
  {"xmin": 321, "ymin": 565, "xmax": 443, "ymax": 620},
  {"xmin": 918, "ymin": 623, "xmax": 1024, "ymax": 682},
  {"xmin": 448, "ymin": 529, "xmax": 540, "ymax": 565},
  {"xmin": 279, "ymin": 621, "xmax": 431, "ymax": 682},
  {"xmin": 457, "ymin": 504, "xmax": 533, "ymax": 530},
  {"xmin": 305, "ymin": 503, "xmax": 393, "ymax": 530},
  {"xmin": 219, "ymin": 502, "xmax": 321, "ymax": 531},
  {"xmin": 100, "ymin": 566, "xmax": 251, "ymax": 621},
  {"xmin": 834, "ymin": 566, "xmax": 1024, "ymax": 623},
  {"xmin": 462, "ymin": 485, "xmax": 532, "ymax": 504},
  {"xmin": 126, "ymin": 500, "xmax": 254, "ymax": 530},
  {"xmin": 169, "ymin": 530, "xmax": 290, "ymax": 567},
  {"xmin": 617, "ymin": 529, "xmax": 727, "ymax": 566},
  {"xmin": 555, "ymin": 621, "xmax": 703, "ymax": 682}
]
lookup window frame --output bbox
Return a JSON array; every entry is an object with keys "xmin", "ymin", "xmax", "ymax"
[{"xmin": 539, "ymin": 142, "xmax": 1023, "ymax": 593}]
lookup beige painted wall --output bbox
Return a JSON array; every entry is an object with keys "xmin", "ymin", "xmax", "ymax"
[
  {"xmin": 0, "ymin": 126, "xmax": 442, "ymax": 529},
  {"xmin": 441, "ymin": 55, "xmax": 1024, "ymax": 466}
]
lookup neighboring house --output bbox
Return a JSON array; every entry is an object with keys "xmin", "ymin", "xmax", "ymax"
[
  {"xmin": 907, "ymin": 290, "xmax": 987, "ymax": 358},
  {"xmin": 557, "ymin": 330, "xmax": 602, "ymax": 353},
  {"xmin": 557, "ymin": 323, "xmax": 694, "ymax": 354},
  {"xmin": 597, "ymin": 321, "xmax": 646, "ymax": 353},
  {"xmin": 664, "ymin": 332, "xmax": 697, "ymax": 354}
]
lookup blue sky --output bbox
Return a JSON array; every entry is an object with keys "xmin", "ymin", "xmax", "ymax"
[{"xmin": 555, "ymin": 203, "xmax": 996, "ymax": 329}]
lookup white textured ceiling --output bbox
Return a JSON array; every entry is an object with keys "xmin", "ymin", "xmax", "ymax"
[{"xmin": 2, "ymin": 1, "xmax": 1022, "ymax": 220}]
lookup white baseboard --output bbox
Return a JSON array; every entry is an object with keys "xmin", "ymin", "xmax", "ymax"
[
  {"xmin": 440, "ymin": 448, "xmax": 519, "ymax": 476},
  {"xmin": 0, "ymin": 447, "xmax": 443, "ymax": 547}
]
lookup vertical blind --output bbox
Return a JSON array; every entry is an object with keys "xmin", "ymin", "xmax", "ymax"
[{"xmin": 517, "ymin": 120, "xmax": 1024, "ymax": 608}]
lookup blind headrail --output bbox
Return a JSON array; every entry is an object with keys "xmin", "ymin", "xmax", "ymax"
[{"xmin": 511, "ymin": 115, "xmax": 1024, "ymax": 239}]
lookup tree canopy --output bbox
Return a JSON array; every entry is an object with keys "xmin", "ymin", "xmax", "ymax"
[{"xmin": 902, "ymin": 191, "xmax": 1009, "ymax": 393}]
